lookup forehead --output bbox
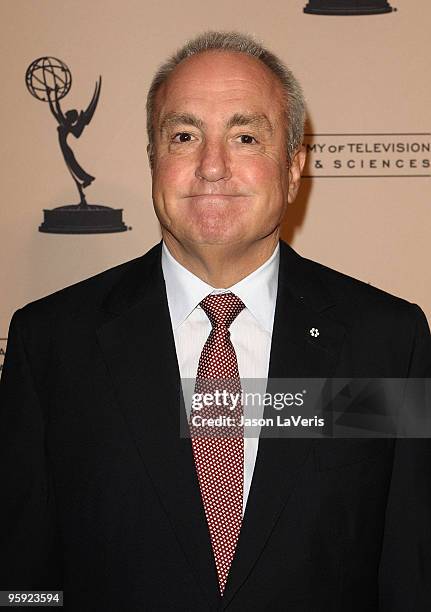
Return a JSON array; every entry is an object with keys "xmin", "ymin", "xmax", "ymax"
[{"xmin": 155, "ymin": 51, "xmax": 285, "ymax": 122}]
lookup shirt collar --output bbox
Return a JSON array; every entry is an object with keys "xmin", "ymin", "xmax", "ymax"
[{"xmin": 161, "ymin": 241, "xmax": 280, "ymax": 333}]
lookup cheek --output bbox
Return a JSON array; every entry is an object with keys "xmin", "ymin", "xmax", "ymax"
[
  {"xmin": 235, "ymin": 156, "xmax": 285, "ymax": 192},
  {"xmin": 234, "ymin": 159, "xmax": 287, "ymax": 218},
  {"xmin": 153, "ymin": 156, "xmax": 193, "ymax": 195}
]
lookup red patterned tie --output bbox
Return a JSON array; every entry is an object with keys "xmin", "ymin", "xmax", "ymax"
[{"xmin": 189, "ymin": 292, "xmax": 245, "ymax": 595}]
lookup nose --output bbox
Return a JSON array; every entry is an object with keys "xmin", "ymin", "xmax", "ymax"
[{"xmin": 195, "ymin": 140, "xmax": 232, "ymax": 182}]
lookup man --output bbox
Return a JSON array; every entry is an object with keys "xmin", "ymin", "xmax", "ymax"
[{"xmin": 1, "ymin": 31, "xmax": 430, "ymax": 611}]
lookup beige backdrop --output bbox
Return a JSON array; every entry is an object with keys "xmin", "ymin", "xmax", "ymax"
[{"xmin": 1, "ymin": 0, "xmax": 430, "ymax": 373}]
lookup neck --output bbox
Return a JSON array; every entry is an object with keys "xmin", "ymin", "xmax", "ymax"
[{"xmin": 162, "ymin": 230, "xmax": 280, "ymax": 288}]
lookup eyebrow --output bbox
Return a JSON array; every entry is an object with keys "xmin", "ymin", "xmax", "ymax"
[
  {"xmin": 159, "ymin": 111, "xmax": 273, "ymax": 135},
  {"xmin": 160, "ymin": 112, "xmax": 205, "ymax": 134},
  {"xmin": 225, "ymin": 113, "xmax": 273, "ymax": 134}
]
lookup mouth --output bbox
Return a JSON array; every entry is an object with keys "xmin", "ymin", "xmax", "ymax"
[{"xmin": 184, "ymin": 194, "xmax": 248, "ymax": 203}]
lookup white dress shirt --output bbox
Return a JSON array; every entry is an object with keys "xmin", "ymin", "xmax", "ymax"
[{"xmin": 161, "ymin": 241, "xmax": 280, "ymax": 515}]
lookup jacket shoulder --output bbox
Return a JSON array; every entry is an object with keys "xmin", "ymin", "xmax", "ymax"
[
  {"xmin": 289, "ymin": 247, "xmax": 431, "ymax": 375},
  {"xmin": 299, "ymin": 250, "xmax": 416, "ymax": 315},
  {"xmin": 13, "ymin": 242, "xmax": 161, "ymax": 328}
]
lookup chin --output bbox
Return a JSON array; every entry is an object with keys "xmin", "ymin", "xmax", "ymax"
[
  {"xmin": 181, "ymin": 207, "xmax": 253, "ymax": 244},
  {"xmin": 186, "ymin": 231, "xmax": 242, "ymax": 246},
  {"xmin": 187, "ymin": 217, "xmax": 247, "ymax": 245}
]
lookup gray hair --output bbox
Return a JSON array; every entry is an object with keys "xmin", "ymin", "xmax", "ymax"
[{"xmin": 146, "ymin": 31, "xmax": 306, "ymax": 165}]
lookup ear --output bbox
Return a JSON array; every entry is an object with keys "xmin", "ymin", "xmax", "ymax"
[
  {"xmin": 146, "ymin": 143, "xmax": 154, "ymax": 175},
  {"xmin": 287, "ymin": 145, "xmax": 306, "ymax": 204}
]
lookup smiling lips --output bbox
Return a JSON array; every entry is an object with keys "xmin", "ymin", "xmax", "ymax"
[{"xmin": 185, "ymin": 194, "xmax": 248, "ymax": 203}]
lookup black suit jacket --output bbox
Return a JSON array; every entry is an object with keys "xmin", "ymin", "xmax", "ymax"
[{"xmin": 1, "ymin": 240, "xmax": 431, "ymax": 611}]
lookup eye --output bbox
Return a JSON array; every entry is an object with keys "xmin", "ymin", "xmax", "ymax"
[
  {"xmin": 237, "ymin": 134, "xmax": 257, "ymax": 145},
  {"xmin": 172, "ymin": 132, "xmax": 195, "ymax": 143}
]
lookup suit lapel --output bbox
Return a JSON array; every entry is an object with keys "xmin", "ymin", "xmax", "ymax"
[
  {"xmin": 221, "ymin": 241, "xmax": 347, "ymax": 606},
  {"xmin": 96, "ymin": 243, "xmax": 220, "ymax": 610}
]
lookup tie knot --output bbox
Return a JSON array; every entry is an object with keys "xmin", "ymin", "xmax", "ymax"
[{"xmin": 199, "ymin": 292, "xmax": 245, "ymax": 329}]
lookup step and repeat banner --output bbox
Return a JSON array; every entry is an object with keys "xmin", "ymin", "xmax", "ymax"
[{"xmin": 0, "ymin": 0, "xmax": 430, "ymax": 374}]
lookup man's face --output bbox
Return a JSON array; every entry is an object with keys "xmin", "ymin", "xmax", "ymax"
[{"xmin": 150, "ymin": 51, "xmax": 305, "ymax": 248}]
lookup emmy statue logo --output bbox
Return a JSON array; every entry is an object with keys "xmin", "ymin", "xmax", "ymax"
[
  {"xmin": 25, "ymin": 57, "xmax": 129, "ymax": 234},
  {"xmin": 303, "ymin": 0, "xmax": 394, "ymax": 15}
]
